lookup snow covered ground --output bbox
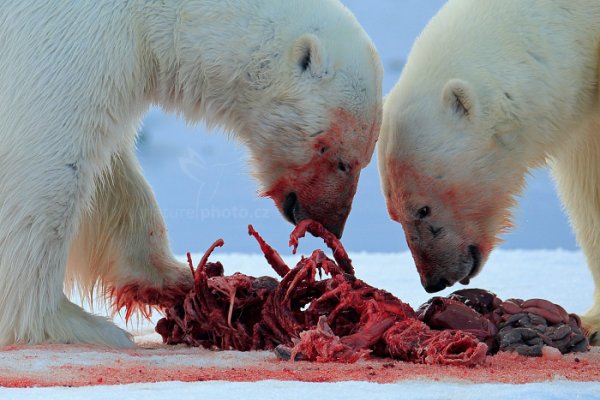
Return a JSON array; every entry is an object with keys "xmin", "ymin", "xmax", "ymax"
[
  {"xmin": 3, "ymin": 381, "xmax": 600, "ymax": 400},
  {"xmin": 2, "ymin": 1, "xmax": 598, "ymax": 399},
  {"xmin": 2, "ymin": 249, "xmax": 600, "ymax": 399}
]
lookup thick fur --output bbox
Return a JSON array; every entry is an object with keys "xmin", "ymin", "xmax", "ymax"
[
  {"xmin": 0, "ymin": 0, "xmax": 382, "ymax": 347},
  {"xmin": 378, "ymin": 0, "xmax": 600, "ymax": 340}
]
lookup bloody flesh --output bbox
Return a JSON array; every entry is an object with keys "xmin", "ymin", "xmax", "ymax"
[{"xmin": 155, "ymin": 221, "xmax": 588, "ymax": 365}]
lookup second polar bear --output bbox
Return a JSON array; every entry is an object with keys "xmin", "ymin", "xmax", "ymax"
[
  {"xmin": 0, "ymin": 0, "xmax": 382, "ymax": 347},
  {"xmin": 378, "ymin": 0, "xmax": 600, "ymax": 340}
]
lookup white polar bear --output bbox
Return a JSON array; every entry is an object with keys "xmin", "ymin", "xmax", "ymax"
[
  {"xmin": 378, "ymin": 0, "xmax": 600, "ymax": 340},
  {"xmin": 0, "ymin": 0, "xmax": 382, "ymax": 347}
]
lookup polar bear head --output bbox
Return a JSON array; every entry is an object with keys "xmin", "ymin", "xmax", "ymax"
[
  {"xmin": 240, "ymin": 4, "xmax": 382, "ymax": 238},
  {"xmin": 374, "ymin": 0, "xmax": 564, "ymax": 292},
  {"xmin": 159, "ymin": 0, "xmax": 382, "ymax": 238},
  {"xmin": 376, "ymin": 0, "xmax": 595, "ymax": 292},
  {"xmin": 379, "ymin": 74, "xmax": 529, "ymax": 292}
]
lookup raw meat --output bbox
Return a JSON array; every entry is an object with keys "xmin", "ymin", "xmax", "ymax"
[
  {"xmin": 418, "ymin": 289, "xmax": 589, "ymax": 356},
  {"xmin": 155, "ymin": 221, "xmax": 588, "ymax": 365}
]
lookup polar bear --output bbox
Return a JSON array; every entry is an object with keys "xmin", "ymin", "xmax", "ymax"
[
  {"xmin": 0, "ymin": 1, "xmax": 382, "ymax": 347},
  {"xmin": 378, "ymin": 0, "xmax": 600, "ymax": 340}
]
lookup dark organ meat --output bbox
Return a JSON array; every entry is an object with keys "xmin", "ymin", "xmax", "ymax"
[
  {"xmin": 418, "ymin": 289, "xmax": 589, "ymax": 356},
  {"xmin": 154, "ymin": 221, "xmax": 588, "ymax": 364}
]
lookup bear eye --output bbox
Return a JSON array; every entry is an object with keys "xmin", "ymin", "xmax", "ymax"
[
  {"xmin": 417, "ymin": 206, "xmax": 431, "ymax": 219},
  {"xmin": 338, "ymin": 161, "xmax": 351, "ymax": 173}
]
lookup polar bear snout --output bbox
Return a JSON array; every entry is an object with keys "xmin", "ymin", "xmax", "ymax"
[
  {"xmin": 262, "ymin": 108, "xmax": 379, "ymax": 239},
  {"xmin": 281, "ymin": 191, "xmax": 342, "ymax": 237},
  {"xmin": 407, "ymin": 225, "xmax": 483, "ymax": 293},
  {"xmin": 265, "ymin": 160, "xmax": 360, "ymax": 239},
  {"xmin": 419, "ymin": 245, "xmax": 481, "ymax": 293},
  {"xmin": 279, "ymin": 185, "xmax": 353, "ymax": 239}
]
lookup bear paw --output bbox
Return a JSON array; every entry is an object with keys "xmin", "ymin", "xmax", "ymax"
[
  {"xmin": 581, "ymin": 313, "xmax": 600, "ymax": 345},
  {"xmin": 44, "ymin": 298, "xmax": 134, "ymax": 348}
]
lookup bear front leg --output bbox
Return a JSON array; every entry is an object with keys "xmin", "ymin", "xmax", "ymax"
[
  {"xmin": 550, "ymin": 115, "xmax": 600, "ymax": 344},
  {"xmin": 0, "ymin": 157, "xmax": 133, "ymax": 347},
  {"xmin": 67, "ymin": 151, "xmax": 192, "ymax": 321}
]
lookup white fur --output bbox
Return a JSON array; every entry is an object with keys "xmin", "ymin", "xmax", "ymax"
[
  {"xmin": 0, "ymin": 0, "xmax": 381, "ymax": 347},
  {"xmin": 379, "ymin": 0, "xmax": 600, "ymax": 338}
]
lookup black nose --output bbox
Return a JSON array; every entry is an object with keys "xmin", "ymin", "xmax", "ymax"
[
  {"xmin": 282, "ymin": 192, "xmax": 298, "ymax": 224},
  {"xmin": 424, "ymin": 278, "xmax": 450, "ymax": 293}
]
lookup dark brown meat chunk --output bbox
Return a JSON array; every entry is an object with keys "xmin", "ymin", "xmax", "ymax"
[{"xmin": 418, "ymin": 289, "xmax": 589, "ymax": 357}]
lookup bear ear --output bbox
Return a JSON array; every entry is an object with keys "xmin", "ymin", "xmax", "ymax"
[
  {"xmin": 442, "ymin": 79, "xmax": 477, "ymax": 121},
  {"xmin": 292, "ymin": 34, "xmax": 328, "ymax": 78}
]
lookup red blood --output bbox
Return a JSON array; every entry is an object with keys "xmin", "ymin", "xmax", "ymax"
[
  {"xmin": 111, "ymin": 283, "xmax": 191, "ymax": 322},
  {"xmin": 382, "ymin": 319, "xmax": 488, "ymax": 367},
  {"xmin": 289, "ymin": 219, "xmax": 354, "ymax": 275},
  {"xmin": 156, "ymin": 238, "xmax": 276, "ymax": 350},
  {"xmin": 289, "ymin": 316, "xmax": 368, "ymax": 363},
  {"xmin": 422, "ymin": 330, "xmax": 488, "ymax": 367},
  {"xmin": 384, "ymin": 158, "xmax": 501, "ymax": 266},
  {"xmin": 1, "ymin": 344, "xmax": 599, "ymax": 387},
  {"xmin": 248, "ymin": 225, "xmax": 289, "ymax": 278},
  {"xmin": 263, "ymin": 109, "xmax": 378, "ymax": 233}
]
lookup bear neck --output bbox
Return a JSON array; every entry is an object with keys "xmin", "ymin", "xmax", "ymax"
[
  {"xmin": 409, "ymin": 1, "xmax": 600, "ymax": 168},
  {"xmin": 131, "ymin": 0, "xmax": 300, "ymax": 139}
]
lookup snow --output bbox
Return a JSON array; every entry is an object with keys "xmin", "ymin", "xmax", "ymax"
[
  {"xmin": 2, "ymin": 250, "xmax": 599, "ymax": 398},
  {"xmin": 3, "ymin": 380, "xmax": 600, "ymax": 400},
  {"xmin": 2, "ymin": 1, "xmax": 598, "ymax": 399},
  {"xmin": 173, "ymin": 249, "xmax": 595, "ymax": 315}
]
